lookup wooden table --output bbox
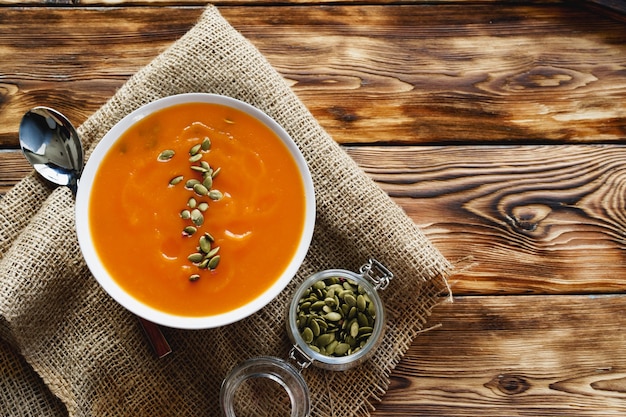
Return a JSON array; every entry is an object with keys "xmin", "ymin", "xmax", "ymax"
[{"xmin": 2, "ymin": 0, "xmax": 626, "ymax": 415}]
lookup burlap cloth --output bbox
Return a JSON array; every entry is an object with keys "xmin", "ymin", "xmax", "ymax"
[{"xmin": 0, "ymin": 5, "xmax": 451, "ymax": 417}]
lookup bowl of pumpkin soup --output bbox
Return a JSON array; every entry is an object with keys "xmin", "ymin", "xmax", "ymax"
[{"xmin": 76, "ymin": 93, "xmax": 315, "ymax": 329}]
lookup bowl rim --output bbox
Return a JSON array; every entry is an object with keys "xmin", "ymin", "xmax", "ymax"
[{"xmin": 75, "ymin": 93, "xmax": 316, "ymax": 329}]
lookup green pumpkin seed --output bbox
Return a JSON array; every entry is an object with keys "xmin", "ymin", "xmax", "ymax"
[
  {"xmin": 310, "ymin": 319, "xmax": 321, "ymax": 337},
  {"xmin": 183, "ymin": 226, "xmax": 197, "ymax": 236},
  {"xmin": 191, "ymin": 165, "xmax": 207, "ymax": 173},
  {"xmin": 187, "ymin": 253, "xmax": 203, "ymax": 263},
  {"xmin": 334, "ymin": 343, "xmax": 350, "ymax": 356},
  {"xmin": 326, "ymin": 340, "xmax": 339, "ymax": 355},
  {"xmin": 302, "ymin": 327, "xmax": 314, "ymax": 343},
  {"xmin": 205, "ymin": 246, "xmax": 220, "ymax": 259},
  {"xmin": 211, "ymin": 167, "xmax": 221, "ymax": 178},
  {"xmin": 208, "ymin": 189, "xmax": 223, "ymax": 201},
  {"xmin": 180, "ymin": 209, "xmax": 191, "ymax": 220},
  {"xmin": 193, "ymin": 183, "xmax": 209, "ymax": 196},
  {"xmin": 201, "ymin": 137, "xmax": 211, "ymax": 151},
  {"xmin": 311, "ymin": 300, "xmax": 326, "ymax": 310},
  {"xmin": 169, "ymin": 175, "xmax": 184, "ymax": 186},
  {"xmin": 350, "ymin": 320, "xmax": 359, "ymax": 338},
  {"xmin": 189, "ymin": 274, "xmax": 200, "ymax": 282},
  {"xmin": 188, "ymin": 197, "xmax": 197, "ymax": 209},
  {"xmin": 315, "ymin": 333, "xmax": 334, "ymax": 347},
  {"xmin": 158, "ymin": 149, "xmax": 175, "ymax": 161},
  {"xmin": 368, "ymin": 302, "xmax": 376, "ymax": 317},
  {"xmin": 189, "ymin": 153, "xmax": 203, "ymax": 162},
  {"xmin": 197, "ymin": 202, "xmax": 209, "ymax": 212},
  {"xmin": 203, "ymin": 176, "xmax": 213, "ymax": 189},
  {"xmin": 357, "ymin": 294, "xmax": 366, "ymax": 311},
  {"xmin": 186, "ymin": 179, "xmax": 200, "ymax": 189},
  {"xmin": 204, "ymin": 232, "xmax": 215, "ymax": 242},
  {"xmin": 191, "ymin": 209, "xmax": 204, "ymax": 226},
  {"xmin": 189, "ymin": 143, "xmax": 202, "ymax": 156},
  {"xmin": 313, "ymin": 280, "xmax": 326, "ymax": 290},
  {"xmin": 357, "ymin": 312, "xmax": 369, "ymax": 327},
  {"xmin": 324, "ymin": 312, "xmax": 342, "ymax": 322},
  {"xmin": 199, "ymin": 235, "xmax": 212, "ymax": 253},
  {"xmin": 344, "ymin": 293, "xmax": 357, "ymax": 308},
  {"xmin": 208, "ymin": 255, "xmax": 220, "ymax": 270}
]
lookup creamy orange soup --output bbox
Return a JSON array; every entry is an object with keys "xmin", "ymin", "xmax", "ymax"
[{"xmin": 89, "ymin": 102, "xmax": 306, "ymax": 317}]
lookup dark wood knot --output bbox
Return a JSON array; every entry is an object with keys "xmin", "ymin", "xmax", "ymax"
[{"xmin": 486, "ymin": 373, "xmax": 531, "ymax": 395}]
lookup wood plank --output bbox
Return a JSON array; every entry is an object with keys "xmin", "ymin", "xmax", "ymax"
[
  {"xmin": 0, "ymin": 151, "xmax": 31, "ymax": 192},
  {"xmin": 1, "ymin": 4, "xmax": 625, "ymax": 148},
  {"xmin": 372, "ymin": 294, "xmax": 626, "ymax": 416},
  {"xmin": 346, "ymin": 144, "xmax": 626, "ymax": 295}
]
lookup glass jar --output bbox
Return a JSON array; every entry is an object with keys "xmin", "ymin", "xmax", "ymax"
[{"xmin": 220, "ymin": 259, "xmax": 393, "ymax": 417}]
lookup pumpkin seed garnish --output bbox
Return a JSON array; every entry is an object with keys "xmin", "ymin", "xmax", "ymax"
[
  {"xmin": 208, "ymin": 190, "xmax": 223, "ymax": 201},
  {"xmin": 193, "ymin": 183, "xmax": 209, "ymax": 196},
  {"xmin": 158, "ymin": 149, "xmax": 175, "ymax": 161},
  {"xmin": 296, "ymin": 276, "xmax": 377, "ymax": 357},
  {"xmin": 207, "ymin": 255, "xmax": 220, "ymax": 270},
  {"xmin": 159, "ymin": 138, "xmax": 224, "ymax": 280},
  {"xmin": 189, "ymin": 153, "xmax": 203, "ymax": 163},
  {"xmin": 191, "ymin": 209, "xmax": 204, "ymax": 226},
  {"xmin": 187, "ymin": 253, "xmax": 204, "ymax": 263},
  {"xmin": 189, "ymin": 143, "xmax": 202, "ymax": 156},
  {"xmin": 169, "ymin": 175, "xmax": 184, "ymax": 186},
  {"xmin": 199, "ymin": 235, "xmax": 212, "ymax": 253},
  {"xmin": 183, "ymin": 226, "xmax": 197, "ymax": 236},
  {"xmin": 201, "ymin": 137, "xmax": 211, "ymax": 151}
]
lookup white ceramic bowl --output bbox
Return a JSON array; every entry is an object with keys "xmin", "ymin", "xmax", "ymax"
[{"xmin": 76, "ymin": 93, "xmax": 316, "ymax": 329}]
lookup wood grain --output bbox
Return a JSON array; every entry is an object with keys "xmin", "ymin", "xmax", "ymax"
[
  {"xmin": 1, "ymin": 4, "xmax": 625, "ymax": 148},
  {"xmin": 346, "ymin": 144, "xmax": 626, "ymax": 295},
  {"xmin": 372, "ymin": 294, "xmax": 626, "ymax": 416}
]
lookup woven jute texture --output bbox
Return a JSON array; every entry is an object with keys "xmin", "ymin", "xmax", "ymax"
[{"xmin": 0, "ymin": 5, "xmax": 451, "ymax": 417}]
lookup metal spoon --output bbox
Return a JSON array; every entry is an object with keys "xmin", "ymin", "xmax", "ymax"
[
  {"xmin": 19, "ymin": 107, "xmax": 83, "ymax": 195},
  {"xmin": 19, "ymin": 106, "xmax": 172, "ymax": 358}
]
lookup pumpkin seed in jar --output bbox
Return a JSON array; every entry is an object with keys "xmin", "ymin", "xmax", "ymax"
[{"xmin": 296, "ymin": 276, "xmax": 378, "ymax": 358}]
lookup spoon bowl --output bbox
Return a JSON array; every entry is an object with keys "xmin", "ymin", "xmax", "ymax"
[{"xmin": 19, "ymin": 107, "xmax": 84, "ymax": 194}]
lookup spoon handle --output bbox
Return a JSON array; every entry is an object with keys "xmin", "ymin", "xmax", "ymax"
[{"xmin": 138, "ymin": 317, "xmax": 172, "ymax": 358}]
